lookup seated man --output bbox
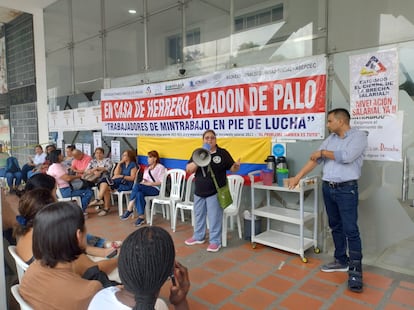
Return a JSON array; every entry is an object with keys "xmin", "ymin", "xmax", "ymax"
[
  {"xmin": 21, "ymin": 144, "xmax": 47, "ymax": 182},
  {"xmin": 27, "ymin": 144, "xmax": 57, "ymax": 180},
  {"xmin": 71, "ymin": 149, "xmax": 92, "ymax": 176}
]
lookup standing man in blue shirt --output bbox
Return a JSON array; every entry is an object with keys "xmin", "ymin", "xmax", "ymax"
[{"xmin": 288, "ymin": 108, "xmax": 367, "ymax": 293}]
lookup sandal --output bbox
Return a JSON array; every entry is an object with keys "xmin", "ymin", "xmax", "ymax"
[
  {"xmin": 88, "ymin": 199, "xmax": 104, "ymax": 208},
  {"xmin": 348, "ymin": 269, "xmax": 363, "ymax": 293},
  {"xmin": 97, "ymin": 208, "xmax": 110, "ymax": 216}
]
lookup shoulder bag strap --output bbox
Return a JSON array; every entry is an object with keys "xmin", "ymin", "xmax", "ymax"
[
  {"xmin": 207, "ymin": 165, "xmax": 219, "ymax": 190},
  {"xmin": 148, "ymin": 168, "xmax": 156, "ymax": 182}
]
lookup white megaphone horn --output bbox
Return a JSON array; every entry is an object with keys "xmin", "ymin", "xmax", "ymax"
[{"xmin": 192, "ymin": 148, "xmax": 211, "ymax": 167}]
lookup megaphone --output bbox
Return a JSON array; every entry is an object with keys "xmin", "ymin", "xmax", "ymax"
[{"xmin": 192, "ymin": 148, "xmax": 211, "ymax": 167}]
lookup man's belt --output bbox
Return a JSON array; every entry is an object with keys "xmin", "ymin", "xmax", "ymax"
[{"xmin": 323, "ymin": 180, "xmax": 357, "ymax": 188}]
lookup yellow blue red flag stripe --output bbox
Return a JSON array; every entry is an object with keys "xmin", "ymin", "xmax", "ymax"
[{"xmin": 137, "ymin": 136, "xmax": 271, "ymax": 175}]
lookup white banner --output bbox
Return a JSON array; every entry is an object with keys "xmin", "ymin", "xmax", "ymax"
[
  {"xmin": 101, "ymin": 55, "xmax": 327, "ymax": 139},
  {"xmin": 349, "ymin": 49, "xmax": 401, "ymax": 161},
  {"xmin": 350, "ymin": 49, "xmax": 399, "ymax": 117},
  {"xmin": 352, "ymin": 112, "xmax": 402, "ymax": 162}
]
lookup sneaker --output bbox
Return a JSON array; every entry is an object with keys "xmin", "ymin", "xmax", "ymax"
[
  {"xmin": 321, "ymin": 259, "xmax": 349, "ymax": 272},
  {"xmin": 134, "ymin": 217, "xmax": 145, "ymax": 227},
  {"xmin": 207, "ymin": 243, "xmax": 221, "ymax": 252},
  {"xmin": 184, "ymin": 237, "xmax": 205, "ymax": 246},
  {"xmin": 120, "ymin": 210, "xmax": 133, "ymax": 220}
]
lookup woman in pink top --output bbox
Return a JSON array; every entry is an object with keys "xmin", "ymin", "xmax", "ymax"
[
  {"xmin": 120, "ymin": 150, "xmax": 165, "ymax": 226},
  {"xmin": 47, "ymin": 149, "xmax": 93, "ymax": 212}
]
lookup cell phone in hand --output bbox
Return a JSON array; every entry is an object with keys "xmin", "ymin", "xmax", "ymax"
[
  {"xmin": 170, "ymin": 273, "xmax": 176, "ymax": 286},
  {"xmin": 106, "ymin": 249, "xmax": 118, "ymax": 259}
]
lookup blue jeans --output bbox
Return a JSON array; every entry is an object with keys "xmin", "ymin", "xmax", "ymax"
[
  {"xmin": 130, "ymin": 183, "xmax": 159, "ymax": 216},
  {"xmin": 27, "ymin": 170, "xmax": 40, "ymax": 179},
  {"xmin": 322, "ymin": 182, "xmax": 362, "ymax": 263},
  {"xmin": 59, "ymin": 186, "xmax": 93, "ymax": 211},
  {"xmin": 193, "ymin": 194, "xmax": 223, "ymax": 246},
  {"xmin": 6, "ymin": 171, "xmax": 22, "ymax": 187},
  {"xmin": 87, "ymin": 234, "xmax": 106, "ymax": 248},
  {"xmin": 21, "ymin": 164, "xmax": 33, "ymax": 182}
]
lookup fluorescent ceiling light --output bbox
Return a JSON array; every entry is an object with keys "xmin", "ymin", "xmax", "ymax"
[{"xmin": 128, "ymin": 9, "xmax": 137, "ymax": 14}]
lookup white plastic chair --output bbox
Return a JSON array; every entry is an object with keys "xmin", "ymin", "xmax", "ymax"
[
  {"xmin": 114, "ymin": 188, "xmax": 133, "ymax": 216},
  {"xmin": 11, "ymin": 284, "xmax": 33, "ymax": 310},
  {"xmin": 222, "ymin": 175, "xmax": 244, "ymax": 247},
  {"xmin": 8, "ymin": 245, "xmax": 29, "ymax": 283},
  {"xmin": 173, "ymin": 173, "xmax": 195, "ymax": 232},
  {"xmin": 114, "ymin": 167, "xmax": 140, "ymax": 216},
  {"xmin": 144, "ymin": 194, "xmax": 162, "ymax": 223},
  {"xmin": 55, "ymin": 187, "xmax": 82, "ymax": 209},
  {"xmin": 149, "ymin": 169, "xmax": 186, "ymax": 228}
]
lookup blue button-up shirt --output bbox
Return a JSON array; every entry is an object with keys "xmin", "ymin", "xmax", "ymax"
[{"xmin": 318, "ymin": 128, "xmax": 367, "ymax": 183}]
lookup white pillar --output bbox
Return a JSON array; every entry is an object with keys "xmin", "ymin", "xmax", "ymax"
[{"xmin": 32, "ymin": 8, "xmax": 49, "ymax": 145}]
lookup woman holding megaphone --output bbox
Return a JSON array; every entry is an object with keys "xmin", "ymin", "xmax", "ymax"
[{"xmin": 185, "ymin": 130, "xmax": 240, "ymax": 252}]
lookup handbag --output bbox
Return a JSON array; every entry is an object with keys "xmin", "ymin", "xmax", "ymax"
[
  {"xmin": 208, "ymin": 165, "xmax": 233, "ymax": 209},
  {"xmin": 82, "ymin": 171, "xmax": 102, "ymax": 184},
  {"xmin": 70, "ymin": 178, "xmax": 93, "ymax": 190}
]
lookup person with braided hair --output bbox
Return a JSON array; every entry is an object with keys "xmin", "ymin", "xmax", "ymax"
[{"xmin": 88, "ymin": 226, "xmax": 190, "ymax": 310}]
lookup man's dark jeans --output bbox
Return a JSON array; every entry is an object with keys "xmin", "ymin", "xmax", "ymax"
[{"xmin": 322, "ymin": 182, "xmax": 362, "ymax": 264}]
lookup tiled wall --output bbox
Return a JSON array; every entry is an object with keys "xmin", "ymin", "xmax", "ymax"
[
  {"xmin": 5, "ymin": 13, "xmax": 35, "ymax": 90},
  {"xmin": 4, "ymin": 13, "xmax": 38, "ymax": 165},
  {"xmin": 10, "ymin": 102, "xmax": 38, "ymax": 164}
]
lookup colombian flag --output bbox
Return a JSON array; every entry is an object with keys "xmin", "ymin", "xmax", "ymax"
[{"xmin": 137, "ymin": 136, "xmax": 271, "ymax": 176}]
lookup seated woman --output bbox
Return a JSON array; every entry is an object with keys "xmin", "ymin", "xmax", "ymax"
[
  {"xmin": 19, "ymin": 201, "xmax": 103, "ymax": 309},
  {"xmin": 15, "ymin": 189, "xmax": 119, "ymax": 283},
  {"xmin": 84, "ymin": 147, "xmax": 113, "ymax": 211},
  {"xmin": 62, "ymin": 144, "xmax": 76, "ymax": 170},
  {"xmin": 17, "ymin": 173, "xmax": 121, "ymax": 258},
  {"xmin": 90, "ymin": 149, "xmax": 137, "ymax": 217},
  {"xmin": 84, "ymin": 147, "xmax": 113, "ymax": 181},
  {"xmin": 120, "ymin": 150, "xmax": 165, "ymax": 227},
  {"xmin": 5, "ymin": 156, "xmax": 22, "ymax": 193},
  {"xmin": 47, "ymin": 149, "xmax": 93, "ymax": 212},
  {"xmin": 88, "ymin": 226, "xmax": 190, "ymax": 310}
]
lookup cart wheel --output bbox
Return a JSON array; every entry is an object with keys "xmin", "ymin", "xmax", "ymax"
[
  {"xmin": 252, "ymin": 243, "xmax": 257, "ymax": 249},
  {"xmin": 302, "ymin": 257, "xmax": 308, "ymax": 263},
  {"xmin": 314, "ymin": 247, "xmax": 320, "ymax": 254}
]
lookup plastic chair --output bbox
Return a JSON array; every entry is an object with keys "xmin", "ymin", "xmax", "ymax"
[
  {"xmin": 149, "ymin": 169, "xmax": 186, "ymax": 228},
  {"xmin": 11, "ymin": 284, "xmax": 33, "ymax": 310},
  {"xmin": 173, "ymin": 173, "xmax": 195, "ymax": 232},
  {"xmin": 222, "ymin": 175, "xmax": 244, "ymax": 247},
  {"xmin": 144, "ymin": 195, "xmax": 162, "ymax": 223},
  {"xmin": 115, "ymin": 167, "xmax": 140, "ymax": 216},
  {"xmin": 55, "ymin": 187, "xmax": 82, "ymax": 209},
  {"xmin": 8, "ymin": 245, "xmax": 29, "ymax": 283},
  {"xmin": 114, "ymin": 188, "xmax": 133, "ymax": 216}
]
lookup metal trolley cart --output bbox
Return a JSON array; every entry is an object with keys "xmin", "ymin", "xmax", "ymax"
[{"xmin": 248, "ymin": 171, "xmax": 320, "ymax": 262}]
